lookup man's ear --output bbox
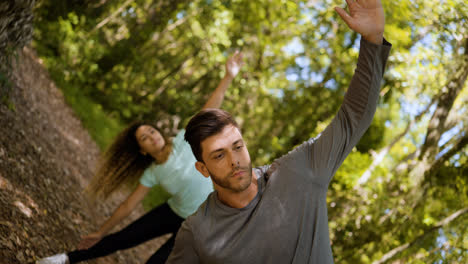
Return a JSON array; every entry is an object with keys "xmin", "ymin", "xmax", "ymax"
[{"xmin": 195, "ymin": 161, "xmax": 210, "ymax": 178}]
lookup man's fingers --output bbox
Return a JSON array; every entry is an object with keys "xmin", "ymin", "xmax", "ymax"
[{"xmin": 334, "ymin": 7, "xmax": 354, "ymax": 28}]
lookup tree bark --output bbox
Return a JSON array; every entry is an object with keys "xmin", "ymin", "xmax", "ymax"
[
  {"xmin": 410, "ymin": 40, "xmax": 468, "ymax": 184},
  {"xmin": 418, "ymin": 38, "xmax": 468, "ymax": 164}
]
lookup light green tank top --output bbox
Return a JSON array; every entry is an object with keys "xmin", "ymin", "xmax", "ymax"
[{"xmin": 140, "ymin": 129, "xmax": 213, "ymax": 218}]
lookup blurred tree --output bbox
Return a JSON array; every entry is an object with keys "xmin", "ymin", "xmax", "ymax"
[{"xmin": 0, "ymin": 0, "xmax": 36, "ymax": 106}]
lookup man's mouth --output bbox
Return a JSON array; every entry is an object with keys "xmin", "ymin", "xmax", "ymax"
[{"xmin": 231, "ymin": 170, "xmax": 246, "ymax": 177}]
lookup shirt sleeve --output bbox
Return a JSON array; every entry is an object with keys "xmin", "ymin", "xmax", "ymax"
[
  {"xmin": 165, "ymin": 220, "xmax": 199, "ymax": 264},
  {"xmin": 139, "ymin": 165, "xmax": 158, "ymax": 187},
  {"xmin": 278, "ymin": 38, "xmax": 392, "ymax": 187},
  {"xmin": 173, "ymin": 129, "xmax": 186, "ymax": 147}
]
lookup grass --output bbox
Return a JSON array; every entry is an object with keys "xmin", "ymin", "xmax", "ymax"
[
  {"xmin": 54, "ymin": 77, "xmax": 124, "ymax": 149},
  {"xmin": 142, "ymin": 185, "xmax": 171, "ymax": 211}
]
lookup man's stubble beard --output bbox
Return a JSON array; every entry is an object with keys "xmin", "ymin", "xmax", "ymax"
[{"xmin": 209, "ymin": 162, "xmax": 253, "ymax": 193}]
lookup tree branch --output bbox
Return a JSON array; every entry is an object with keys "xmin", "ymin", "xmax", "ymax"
[
  {"xmin": 372, "ymin": 207, "xmax": 468, "ymax": 264},
  {"xmin": 428, "ymin": 132, "xmax": 468, "ymax": 175},
  {"xmin": 418, "ymin": 38, "xmax": 468, "ymax": 163},
  {"xmin": 356, "ymin": 98, "xmax": 435, "ymax": 186},
  {"xmin": 90, "ymin": 0, "xmax": 135, "ymax": 34}
]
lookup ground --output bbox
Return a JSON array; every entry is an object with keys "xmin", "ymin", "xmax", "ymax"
[{"xmin": 0, "ymin": 47, "xmax": 168, "ymax": 264}]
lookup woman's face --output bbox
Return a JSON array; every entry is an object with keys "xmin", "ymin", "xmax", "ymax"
[{"xmin": 135, "ymin": 125, "xmax": 166, "ymax": 156}]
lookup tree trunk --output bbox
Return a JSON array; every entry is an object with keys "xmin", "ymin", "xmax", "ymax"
[{"xmin": 410, "ymin": 40, "xmax": 468, "ymax": 184}]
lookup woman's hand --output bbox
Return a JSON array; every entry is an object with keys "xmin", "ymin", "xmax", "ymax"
[
  {"xmin": 225, "ymin": 50, "xmax": 244, "ymax": 79},
  {"xmin": 76, "ymin": 184, "xmax": 150, "ymax": 250},
  {"xmin": 201, "ymin": 50, "xmax": 244, "ymax": 109},
  {"xmin": 77, "ymin": 231, "xmax": 104, "ymax": 250}
]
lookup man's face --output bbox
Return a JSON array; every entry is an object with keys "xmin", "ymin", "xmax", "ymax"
[{"xmin": 196, "ymin": 124, "xmax": 252, "ymax": 193}]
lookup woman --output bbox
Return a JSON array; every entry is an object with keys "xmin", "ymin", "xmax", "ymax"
[{"xmin": 37, "ymin": 51, "xmax": 243, "ymax": 264}]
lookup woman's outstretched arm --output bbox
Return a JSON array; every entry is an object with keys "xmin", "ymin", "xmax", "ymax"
[
  {"xmin": 202, "ymin": 51, "xmax": 243, "ymax": 110},
  {"xmin": 77, "ymin": 184, "xmax": 151, "ymax": 249}
]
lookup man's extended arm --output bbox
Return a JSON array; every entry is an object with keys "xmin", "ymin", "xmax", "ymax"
[
  {"xmin": 275, "ymin": 0, "xmax": 391, "ymax": 186},
  {"xmin": 310, "ymin": 0, "xmax": 390, "ymax": 183},
  {"xmin": 308, "ymin": 38, "xmax": 391, "ymax": 186}
]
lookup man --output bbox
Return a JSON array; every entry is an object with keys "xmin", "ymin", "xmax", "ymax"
[{"xmin": 167, "ymin": 0, "xmax": 391, "ymax": 263}]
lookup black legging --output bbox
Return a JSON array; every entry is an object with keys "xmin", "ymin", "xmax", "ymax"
[{"xmin": 68, "ymin": 203, "xmax": 184, "ymax": 264}]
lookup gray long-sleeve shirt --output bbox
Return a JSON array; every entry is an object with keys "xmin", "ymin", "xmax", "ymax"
[{"xmin": 167, "ymin": 38, "xmax": 392, "ymax": 264}]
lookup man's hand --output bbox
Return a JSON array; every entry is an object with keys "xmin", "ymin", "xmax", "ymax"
[
  {"xmin": 335, "ymin": 0, "xmax": 385, "ymax": 45},
  {"xmin": 225, "ymin": 50, "xmax": 244, "ymax": 79}
]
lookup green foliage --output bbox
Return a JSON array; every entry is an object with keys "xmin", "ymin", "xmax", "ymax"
[
  {"xmin": 333, "ymin": 150, "xmax": 371, "ymax": 189},
  {"xmin": 59, "ymin": 80, "xmax": 125, "ymax": 149},
  {"xmin": 356, "ymin": 112, "xmax": 387, "ymax": 153},
  {"xmin": 142, "ymin": 185, "xmax": 171, "ymax": 211}
]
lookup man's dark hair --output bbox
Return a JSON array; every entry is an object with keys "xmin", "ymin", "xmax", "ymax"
[{"xmin": 185, "ymin": 108, "xmax": 239, "ymax": 162}]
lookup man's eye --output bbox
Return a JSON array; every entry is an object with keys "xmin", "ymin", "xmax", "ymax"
[
  {"xmin": 215, "ymin": 154, "xmax": 224, "ymax": 160},
  {"xmin": 235, "ymin": 145, "xmax": 243, "ymax": 150}
]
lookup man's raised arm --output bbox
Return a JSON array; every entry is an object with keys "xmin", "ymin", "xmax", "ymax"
[
  {"xmin": 277, "ymin": 0, "xmax": 391, "ymax": 187},
  {"xmin": 307, "ymin": 0, "xmax": 391, "ymax": 185}
]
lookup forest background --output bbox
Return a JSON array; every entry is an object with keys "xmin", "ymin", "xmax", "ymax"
[{"xmin": 2, "ymin": 0, "xmax": 467, "ymax": 263}]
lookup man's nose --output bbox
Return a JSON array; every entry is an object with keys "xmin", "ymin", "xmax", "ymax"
[{"xmin": 230, "ymin": 154, "xmax": 240, "ymax": 167}]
